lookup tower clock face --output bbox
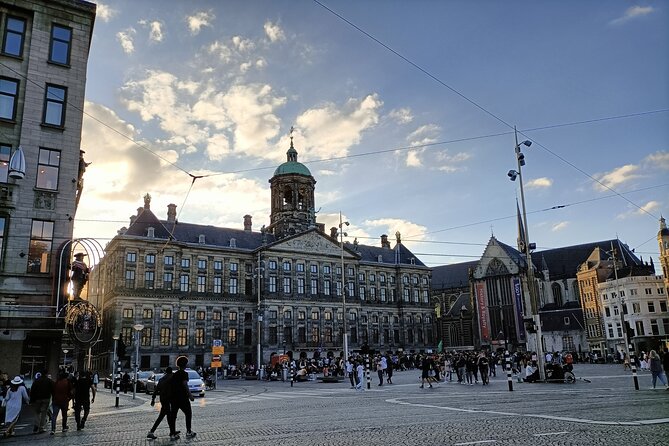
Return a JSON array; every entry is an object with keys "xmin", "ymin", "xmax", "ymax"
[{"xmin": 66, "ymin": 301, "xmax": 102, "ymax": 345}]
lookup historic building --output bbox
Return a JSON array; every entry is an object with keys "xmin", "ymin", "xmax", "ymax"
[
  {"xmin": 659, "ymin": 216, "xmax": 669, "ymax": 293},
  {"xmin": 431, "ymin": 261, "xmax": 476, "ymax": 350},
  {"xmin": 0, "ymin": 0, "xmax": 96, "ymax": 375},
  {"xmin": 88, "ymin": 144, "xmax": 433, "ymax": 372}
]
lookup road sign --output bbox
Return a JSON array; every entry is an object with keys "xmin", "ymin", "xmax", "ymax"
[
  {"xmin": 212, "ymin": 345, "xmax": 225, "ymax": 355},
  {"xmin": 213, "ymin": 339, "xmax": 222, "ymax": 347},
  {"xmin": 211, "ymin": 354, "xmax": 222, "ymax": 368}
]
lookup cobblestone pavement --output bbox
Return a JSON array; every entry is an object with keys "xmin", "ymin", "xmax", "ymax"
[{"xmin": 1, "ymin": 364, "xmax": 667, "ymax": 445}]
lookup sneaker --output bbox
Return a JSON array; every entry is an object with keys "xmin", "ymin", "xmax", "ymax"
[
  {"xmin": 170, "ymin": 434, "xmax": 180, "ymax": 441},
  {"xmin": 50, "ymin": 431, "xmax": 55, "ymax": 435},
  {"xmin": 80, "ymin": 420, "xmax": 85, "ymax": 429},
  {"xmin": 62, "ymin": 426, "xmax": 69, "ymax": 432},
  {"xmin": 147, "ymin": 432, "xmax": 157, "ymax": 440},
  {"xmin": 186, "ymin": 431, "xmax": 196, "ymax": 439}
]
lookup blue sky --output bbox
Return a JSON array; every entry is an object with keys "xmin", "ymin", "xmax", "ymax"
[{"xmin": 75, "ymin": 1, "xmax": 669, "ymax": 267}]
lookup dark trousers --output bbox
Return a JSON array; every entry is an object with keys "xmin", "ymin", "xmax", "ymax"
[
  {"xmin": 349, "ymin": 371, "xmax": 356, "ymax": 387},
  {"xmin": 377, "ymin": 369, "xmax": 384, "ymax": 385},
  {"xmin": 170, "ymin": 400, "xmax": 192, "ymax": 434},
  {"xmin": 151, "ymin": 400, "xmax": 174, "ymax": 433},
  {"xmin": 51, "ymin": 402, "xmax": 68, "ymax": 431},
  {"xmin": 74, "ymin": 399, "xmax": 90, "ymax": 427}
]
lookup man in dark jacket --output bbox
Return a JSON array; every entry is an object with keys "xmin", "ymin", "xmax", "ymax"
[
  {"xmin": 73, "ymin": 371, "xmax": 96, "ymax": 430},
  {"xmin": 169, "ymin": 356, "xmax": 196, "ymax": 440},
  {"xmin": 147, "ymin": 368, "xmax": 176, "ymax": 440},
  {"xmin": 30, "ymin": 371, "xmax": 53, "ymax": 433}
]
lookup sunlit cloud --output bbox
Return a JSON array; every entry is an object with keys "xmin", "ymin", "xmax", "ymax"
[
  {"xmin": 593, "ymin": 164, "xmax": 641, "ymax": 191},
  {"xmin": 388, "ymin": 108, "xmax": 413, "ymax": 124},
  {"xmin": 610, "ymin": 5, "xmax": 655, "ymax": 25},
  {"xmin": 435, "ymin": 150, "xmax": 470, "ymax": 173},
  {"xmin": 616, "ymin": 200, "xmax": 661, "ymax": 219},
  {"xmin": 643, "ymin": 150, "xmax": 669, "ymax": 170},
  {"xmin": 116, "ymin": 28, "xmax": 136, "ymax": 54},
  {"xmin": 364, "ymin": 218, "xmax": 428, "ymax": 251},
  {"xmin": 525, "ymin": 177, "xmax": 553, "ymax": 189},
  {"xmin": 264, "ymin": 21, "xmax": 285, "ymax": 42},
  {"xmin": 406, "ymin": 150, "xmax": 423, "ymax": 167},
  {"xmin": 187, "ymin": 10, "xmax": 215, "ymax": 35},
  {"xmin": 138, "ymin": 20, "xmax": 164, "ymax": 42},
  {"xmin": 96, "ymin": 3, "xmax": 118, "ymax": 22},
  {"xmin": 552, "ymin": 221, "xmax": 569, "ymax": 232}
]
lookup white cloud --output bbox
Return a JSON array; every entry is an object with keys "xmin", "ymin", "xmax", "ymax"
[
  {"xmin": 187, "ymin": 10, "xmax": 215, "ymax": 35},
  {"xmin": 388, "ymin": 108, "xmax": 414, "ymax": 124},
  {"xmin": 256, "ymin": 59, "xmax": 267, "ymax": 69},
  {"xmin": 232, "ymin": 36, "xmax": 255, "ymax": 52},
  {"xmin": 643, "ymin": 150, "xmax": 669, "ymax": 170},
  {"xmin": 551, "ymin": 221, "xmax": 569, "ymax": 232},
  {"xmin": 96, "ymin": 3, "xmax": 118, "ymax": 22},
  {"xmin": 525, "ymin": 177, "xmax": 553, "ymax": 189},
  {"xmin": 406, "ymin": 124, "xmax": 440, "ymax": 147},
  {"xmin": 317, "ymin": 169, "xmax": 337, "ymax": 176},
  {"xmin": 435, "ymin": 150, "xmax": 470, "ymax": 173},
  {"xmin": 406, "ymin": 150, "xmax": 423, "ymax": 167},
  {"xmin": 264, "ymin": 21, "xmax": 286, "ymax": 42},
  {"xmin": 593, "ymin": 164, "xmax": 640, "ymax": 191},
  {"xmin": 364, "ymin": 218, "xmax": 428, "ymax": 251},
  {"xmin": 617, "ymin": 200, "xmax": 661, "ymax": 219},
  {"xmin": 116, "ymin": 28, "xmax": 136, "ymax": 54},
  {"xmin": 148, "ymin": 21, "xmax": 164, "ymax": 42},
  {"xmin": 610, "ymin": 5, "xmax": 655, "ymax": 25},
  {"xmin": 295, "ymin": 94, "xmax": 383, "ymax": 160}
]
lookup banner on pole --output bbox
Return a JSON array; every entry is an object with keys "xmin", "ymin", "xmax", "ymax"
[{"xmin": 475, "ymin": 282, "xmax": 490, "ymax": 342}]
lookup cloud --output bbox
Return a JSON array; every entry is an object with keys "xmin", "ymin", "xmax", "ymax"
[
  {"xmin": 139, "ymin": 20, "xmax": 164, "ymax": 42},
  {"xmin": 96, "ymin": 3, "xmax": 118, "ymax": 22},
  {"xmin": 232, "ymin": 36, "xmax": 255, "ymax": 52},
  {"xmin": 593, "ymin": 164, "xmax": 641, "ymax": 191},
  {"xmin": 551, "ymin": 221, "xmax": 569, "ymax": 232},
  {"xmin": 388, "ymin": 108, "xmax": 414, "ymax": 124},
  {"xmin": 525, "ymin": 177, "xmax": 553, "ymax": 189},
  {"xmin": 435, "ymin": 150, "xmax": 470, "ymax": 173},
  {"xmin": 187, "ymin": 10, "xmax": 214, "ymax": 35},
  {"xmin": 406, "ymin": 124, "xmax": 440, "ymax": 146},
  {"xmin": 364, "ymin": 218, "xmax": 428, "ymax": 251},
  {"xmin": 406, "ymin": 150, "xmax": 423, "ymax": 167},
  {"xmin": 617, "ymin": 200, "xmax": 661, "ymax": 219},
  {"xmin": 116, "ymin": 28, "xmax": 136, "ymax": 54},
  {"xmin": 643, "ymin": 150, "xmax": 669, "ymax": 170},
  {"xmin": 610, "ymin": 5, "xmax": 655, "ymax": 25},
  {"xmin": 264, "ymin": 21, "xmax": 285, "ymax": 42},
  {"xmin": 294, "ymin": 94, "xmax": 383, "ymax": 160}
]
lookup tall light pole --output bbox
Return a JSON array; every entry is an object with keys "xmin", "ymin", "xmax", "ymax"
[
  {"xmin": 256, "ymin": 252, "xmax": 263, "ymax": 376},
  {"xmin": 62, "ymin": 349, "xmax": 69, "ymax": 369},
  {"xmin": 132, "ymin": 323, "xmax": 144, "ymax": 399},
  {"xmin": 112, "ymin": 334, "xmax": 119, "ymax": 395},
  {"xmin": 339, "ymin": 212, "xmax": 350, "ymax": 360},
  {"xmin": 507, "ymin": 126, "xmax": 545, "ymax": 380}
]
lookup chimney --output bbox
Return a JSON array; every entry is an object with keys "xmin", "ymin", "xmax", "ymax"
[
  {"xmin": 167, "ymin": 204, "xmax": 177, "ymax": 223},
  {"xmin": 243, "ymin": 215, "xmax": 252, "ymax": 232},
  {"xmin": 330, "ymin": 227, "xmax": 338, "ymax": 240},
  {"xmin": 381, "ymin": 234, "xmax": 390, "ymax": 249}
]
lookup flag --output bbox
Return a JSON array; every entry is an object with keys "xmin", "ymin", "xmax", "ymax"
[{"xmin": 437, "ymin": 340, "xmax": 443, "ymax": 353}]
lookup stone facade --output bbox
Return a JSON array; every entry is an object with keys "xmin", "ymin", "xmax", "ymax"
[{"xmin": 0, "ymin": 0, "xmax": 95, "ymax": 376}]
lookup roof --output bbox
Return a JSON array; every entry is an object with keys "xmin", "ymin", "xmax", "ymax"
[
  {"xmin": 531, "ymin": 239, "xmax": 641, "ymax": 281},
  {"xmin": 355, "ymin": 242, "xmax": 427, "ymax": 267},
  {"xmin": 539, "ymin": 308, "xmax": 585, "ymax": 332},
  {"xmin": 497, "ymin": 239, "xmax": 530, "ymax": 269},
  {"xmin": 273, "ymin": 146, "xmax": 312, "ymax": 177},
  {"xmin": 431, "ymin": 261, "xmax": 477, "ymax": 291}
]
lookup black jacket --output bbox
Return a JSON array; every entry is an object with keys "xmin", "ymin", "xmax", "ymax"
[{"xmin": 29, "ymin": 376, "xmax": 54, "ymax": 402}]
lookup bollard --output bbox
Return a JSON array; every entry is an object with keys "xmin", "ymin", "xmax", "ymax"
[
  {"xmin": 630, "ymin": 349, "xmax": 639, "ymax": 391},
  {"xmin": 115, "ymin": 359, "xmax": 121, "ymax": 407},
  {"xmin": 365, "ymin": 355, "xmax": 371, "ymax": 390},
  {"xmin": 223, "ymin": 368, "xmax": 227, "ymax": 380},
  {"xmin": 290, "ymin": 362, "xmax": 295, "ymax": 388},
  {"xmin": 505, "ymin": 351, "xmax": 513, "ymax": 391}
]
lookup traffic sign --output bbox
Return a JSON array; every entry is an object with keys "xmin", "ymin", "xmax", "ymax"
[{"xmin": 212, "ymin": 346, "xmax": 225, "ymax": 355}]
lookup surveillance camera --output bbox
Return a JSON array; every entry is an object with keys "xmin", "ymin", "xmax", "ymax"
[{"xmin": 507, "ymin": 170, "xmax": 518, "ymax": 181}]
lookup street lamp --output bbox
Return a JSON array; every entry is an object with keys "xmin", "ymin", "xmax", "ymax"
[
  {"xmin": 112, "ymin": 334, "xmax": 119, "ymax": 396},
  {"xmin": 339, "ymin": 212, "xmax": 350, "ymax": 361},
  {"xmin": 255, "ymin": 252, "xmax": 264, "ymax": 376},
  {"xmin": 132, "ymin": 323, "xmax": 144, "ymax": 399},
  {"xmin": 62, "ymin": 349, "xmax": 69, "ymax": 369},
  {"xmin": 508, "ymin": 126, "xmax": 545, "ymax": 381}
]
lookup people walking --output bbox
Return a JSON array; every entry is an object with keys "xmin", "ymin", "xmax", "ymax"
[
  {"xmin": 51, "ymin": 371, "xmax": 73, "ymax": 434},
  {"xmin": 420, "ymin": 355, "xmax": 434, "ymax": 388},
  {"xmin": 346, "ymin": 357, "xmax": 355, "ymax": 388},
  {"xmin": 648, "ymin": 350, "xmax": 669, "ymax": 390},
  {"xmin": 477, "ymin": 353, "xmax": 490, "ymax": 385},
  {"xmin": 385, "ymin": 354, "xmax": 394, "ymax": 384},
  {"xmin": 2, "ymin": 376, "xmax": 29, "ymax": 437},
  {"xmin": 147, "ymin": 367, "xmax": 176, "ymax": 440},
  {"xmin": 73, "ymin": 370, "xmax": 96, "ymax": 430},
  {"xmin": 170, "ymin": 356, "xmax": 196, "ymax": 440},
  {"xmin": 355, "ymin": 360, "xmax": 364, "ymax": 391},
  {"xmin": 29, "ymin": 371, "xmax": 53, "ymax": 434}
]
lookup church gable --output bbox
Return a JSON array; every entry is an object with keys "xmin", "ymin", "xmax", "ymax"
[
  {"xmin": 473, "ymin": 238, "xmax": 521, "ymax": 279},
  {"xmin": 267, "ymin": 230, "xmax": 355, "ymax": 259}
]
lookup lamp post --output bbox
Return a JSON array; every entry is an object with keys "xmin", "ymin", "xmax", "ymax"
[
  {"xmin": 339, "ymin": 212, "xmax": 350, "ymax": 361},
  {"xmin": 507, "ymin": 126, "xmax": 545, "ymax": 381},
  {"xmin": 62, "ymin": 349, "xmax": 69, "ymax": 369},
  {"xmin": 112, "ymin": 334, "xmax": 119, "ymax": 396},
  {"xmin": 132, "ymin": 323, "xmax": 144, "ymax": 399}
]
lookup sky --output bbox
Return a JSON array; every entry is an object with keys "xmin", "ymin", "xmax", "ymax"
[{"xmin": 74, "ymin": 0, "xmax": 669, "ymax": 268}]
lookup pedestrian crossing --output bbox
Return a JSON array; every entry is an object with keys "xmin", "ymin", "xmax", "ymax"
[{"xmin": 206, "ymin": 389, "xmax": 345, "ymax": 405}]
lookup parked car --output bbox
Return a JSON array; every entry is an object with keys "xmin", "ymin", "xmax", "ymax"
[
  {"xmin": 185, "ymin": 369, "xmax": 205, "ymax": 397},
  {"xmin": 145, "ymin": 372, "xmax": 164, "ymax": 394},
  {"xmin": 134, "ymin": 370, "xmax": 152, "ymax": 392}
]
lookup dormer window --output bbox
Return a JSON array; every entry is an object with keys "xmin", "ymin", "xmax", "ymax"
[
  {"xmin": 198, "ymin": 234, "xmax": 205, "ymax": 244},
  {"xmin": 147, "ymin": 227, "xmax": 155, "ymax": 238},
  {"xmin": 377, "ymin": 255, "xmax": 383, "ymax": 263},
  {"xmin": 229, "ymin": 238, "xmax": 236, "ymax": 248}
]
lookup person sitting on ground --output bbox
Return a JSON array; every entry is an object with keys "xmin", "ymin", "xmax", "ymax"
[{"xmin": 524, "ymin": 361, "xmax": 540, "ymax": 383}]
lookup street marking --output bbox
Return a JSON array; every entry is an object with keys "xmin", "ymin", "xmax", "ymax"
[
  {"xmin": 385, "ymin": 398, "xmax": 669, "ymax": 425},
  {"xmin": 454, "ymin": 441, "xmax": 496, "ymax": 445},
  {"xmin": 534, "ymin": 431, "xmax": 569, "ymax": 437}
]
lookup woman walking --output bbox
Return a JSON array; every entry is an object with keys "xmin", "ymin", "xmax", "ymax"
[
  {"xmin": 648, "ymin": 350, "xmax": 669, "ymax": 390},
  {"xmin": 2, "ymin": 376, "xmax": 29, "ymax": 437}
]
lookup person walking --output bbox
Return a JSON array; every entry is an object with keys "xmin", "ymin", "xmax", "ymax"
[
  {"xmin": 420, "ymin": 355, "xmax": 434, "ymax": 389},
  {"xmin": 51, "ymin": 371, "xmax": 73, "ymax": 435},
  {"xmin": 477, "ymin": 353, "xmax": 490, "ymax": 385},
  {"xmin": 73, "ymin": 371, "xmax": 96, "ymax": 430},
  {"xmin": 29, "ymin": 371, "xmax": 53, "ymax": 434},
  {"xmin": 147, "ymin": 367, "xmax": 176, "ymax": 440},
  {"xmin": 2, "ymin": 376, "xmax": 29, "ymax": 437},
  {"xmin": 376, "ymin": 356, "xmax": 384, "ymax": 386},
  {"xmin": 385, "ymin": 354, "xmax": 394, "ymax": 384},
  {"xmin": 355, "ymin": 360, "xmax": 364, "ymax": 391},
  {"xmin": 662, "ymin": 348, "xmax": 669, "ymax": 379},
  {"xmin": 170, "ymin": 356, "xmax": 196, "ymax": 440},
  {"xmin": 346, "ymin": 357, "xmax": 355, "ymax": 388},
  {"xmin": 648, "ymin": 350, "xmax": 669, "ymax": 390}
]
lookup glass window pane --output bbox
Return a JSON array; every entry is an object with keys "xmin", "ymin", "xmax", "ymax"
[
  {"xmin": 46, "ymin": 86, "xmax": 65, "ymax": 101},
  {"xmin": 3, "ymin": 34, "xmax": 22, "ymax": 55},
  {"xmin": 7, "ymin": 17, "xmax": 25, "ymax": 32},
  {"xmin": 50, "ymin": 40, "xmax": 69, "ymax": 64},
  {"xmin": 0, "ymin": 79, "xmax": 17, "ymax": 94},
  {"xmin": 45, "ymin": 103, "xmax": 63, "ymax": 125},
  {"xmin": 36, "ymin": 165, "xmax": 58, "ymax": 189},
  {"xmin": 52, "ymin": 26, "xmax": 71, "ymax": 41}
]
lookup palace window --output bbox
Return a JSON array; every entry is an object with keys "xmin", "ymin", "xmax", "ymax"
[
  {"xmin": 36, "ymin": 148, "xmax": 60, "ymax": 190},
  {"xmin": 2, "ymin": 16, "xmax": 26, "ymax": 57},
  {"xmin": 49, "ymin": 24, "xmax": 72, "ymax": 65},
  {"xmin": 43, "ymin": 84, "xmax": 67, "ymax": 127},
  {"xmin": 0, "ymin": 77, "xmax": 18, "ymax": 121},
  {"xmin": 28, "ymin": 220, "xmax": 54, "ymax": 273}
]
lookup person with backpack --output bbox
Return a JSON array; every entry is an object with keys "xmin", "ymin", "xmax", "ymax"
[
  {"xmin": 147, "ymin": 367, "xmax": 176, "ymax": 440},
  {"xmin": 169, "ymin": 356, "xmax": 196, "ymax": 440}
]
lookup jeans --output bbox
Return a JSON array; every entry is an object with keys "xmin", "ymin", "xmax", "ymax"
[
  {"xmin": 651, "ymin": 371, "xmax": 667, "ymax": 388},
  {"xmin": 32, "ymin": 398, "xmax": 50, "ymax": 430},
  {"xmin": 151, "ymin": 400, "xmax": 175, "ymax": 433},
  {"xmin": 51, "ymin": 402, "xmax": 68, "ymax": 431},
  {"xmin": 74, "ymin": 398, "xmax": 90, "ymax": 427},
  {"xmin": 170, "ymin": 400, "xmax": 192, "ymax": 434}
]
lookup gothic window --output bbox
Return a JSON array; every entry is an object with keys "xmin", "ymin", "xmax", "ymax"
[{"xmin": 551, "ymin": 283, "xmax": 563, "ymax": 307}]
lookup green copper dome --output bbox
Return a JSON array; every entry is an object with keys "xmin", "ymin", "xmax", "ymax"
[{"xmin": 273, "ymin": 145, "xmax": 312, "ymax": 176}]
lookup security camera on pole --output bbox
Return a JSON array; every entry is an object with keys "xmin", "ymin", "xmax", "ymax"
[{"xmin": 507, "ymin": 127, "xmax": 545, "ymax": 382}]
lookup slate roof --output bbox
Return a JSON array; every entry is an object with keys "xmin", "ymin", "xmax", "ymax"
[
  {"xmin": 445, "ymin": 292, "xmax": 472, "ymax": 317},
  {"xmin": 539, "ymin": 308, "xmax": 586, "ymax": 332},
  {"xmin": 497, "ymin": 239, "xmax": 530, "ymax": 269},
  {"xmin": 121, "ymin": 209, "xmax": 425, "ymax": 266},
  {"xmin": 530, "ymin": 239, "xmax": 641, "ymax": 281},
  {"xmin": 431, "ymin": 261, "xmax": 477, "ymax": 291}
]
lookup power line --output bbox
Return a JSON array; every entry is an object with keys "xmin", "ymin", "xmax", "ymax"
[{"xmin": 312, "ymin": 0, "xmax": 662, "ymax": 222}]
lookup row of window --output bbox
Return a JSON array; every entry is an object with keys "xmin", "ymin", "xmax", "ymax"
[
  {"xmin": 1, "ymin": 145, "xmax": 61, "ymax": 189},
  {"xmin": 125, "ymin": 252, "xmax": 428, "ymax": 285},
  {"xmin": 122, "ymin": 307, "xmax": 433, "ymax": 325},
  {"xmin": 604, "ymin": 300, "xmax": 668, "ymax": 317},
  {"xmin": 0, "ymin": 76, "xmax": 67, "ymax": 126},
  {"xmin": 121, "ymin": 325, "xmax": 433, "ymax": 349},
  {"xmin": 1, "ymin": 15, "xmax": 72, "ymax": 64},
  {"xmin": 602, "ymin": 287, "xmax": 665, "ymax": 299}
]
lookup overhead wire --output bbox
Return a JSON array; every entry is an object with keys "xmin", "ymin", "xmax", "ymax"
[{"xmin": 311, "ymin": 0, "xmax": 663, "ymax": 221}]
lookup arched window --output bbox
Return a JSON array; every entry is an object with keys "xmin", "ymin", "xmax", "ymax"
[{"xmin": 552, "ymin": 283, "xmax": 563, "ymax": 307}]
